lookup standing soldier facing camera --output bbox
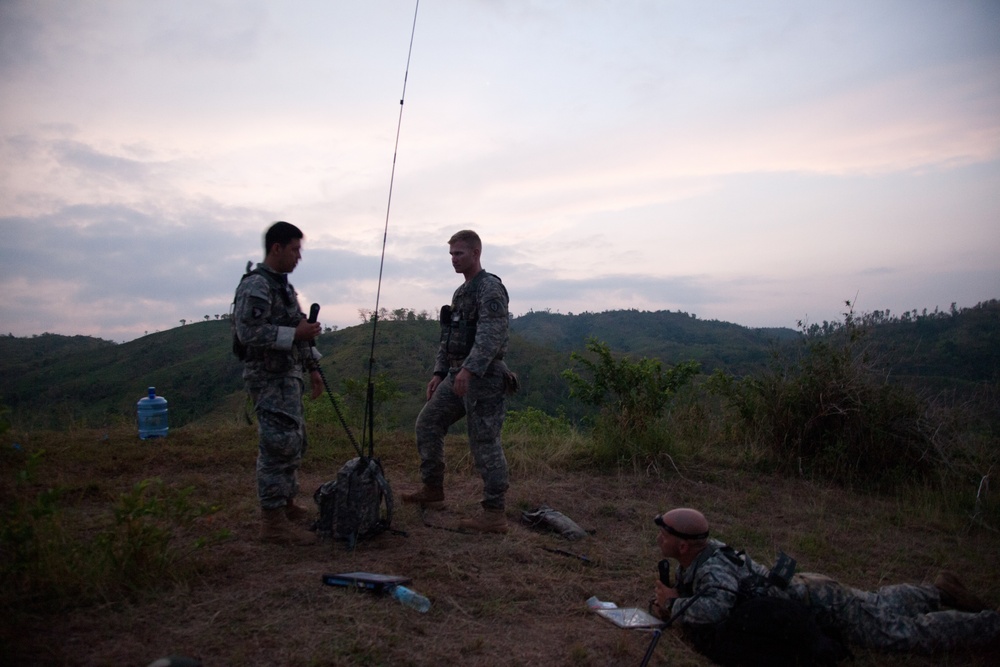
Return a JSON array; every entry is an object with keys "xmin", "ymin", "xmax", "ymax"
[
  {"xmin": 402, "ymin": 230, "xmax": 517, "ymax": 533},
  {"xmin": 233, "ymin": 221, "xmax": 323, "ymax": 546}
]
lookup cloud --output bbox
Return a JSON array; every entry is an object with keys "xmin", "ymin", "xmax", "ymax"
[{"xmin": 1, "ymin": 0, "xmax": 998, "ymax": 342}]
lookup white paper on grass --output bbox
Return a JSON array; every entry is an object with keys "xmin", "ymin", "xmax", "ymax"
[{"xmin": 586, "ymin": 597, "xmax": 665, "ymax": 629}]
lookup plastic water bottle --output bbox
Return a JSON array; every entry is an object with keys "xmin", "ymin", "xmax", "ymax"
[
  {"xmin": 390, "ymin": 585, "xmax": 431, "ymax": 613},
  {"xmin": 137, "ymin": 387, "xmax": 169, "ymax": 439}
]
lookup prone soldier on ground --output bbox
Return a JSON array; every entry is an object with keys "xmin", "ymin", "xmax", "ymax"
[{"xmin": 650, "ymin": 507, "xmax": 1000, "ymax": 660}]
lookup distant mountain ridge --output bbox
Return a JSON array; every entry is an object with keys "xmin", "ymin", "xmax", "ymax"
[
  {"xmin": 512, "ymin": 309, "xmax": 798, "ymax": 371},
  {"xmin": 1, "ymin": 302, "xmax": 996, "ymax": 431}
]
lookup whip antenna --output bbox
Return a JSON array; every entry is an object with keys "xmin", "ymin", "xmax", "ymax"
[{"xmin": 362, "ymin": 0, "xmax": 420, "ymax": 454}]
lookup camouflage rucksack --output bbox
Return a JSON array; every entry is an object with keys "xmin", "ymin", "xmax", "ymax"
[{"xmin": 313, "ymin": 456, "xmax": 394, "ymax": 549}]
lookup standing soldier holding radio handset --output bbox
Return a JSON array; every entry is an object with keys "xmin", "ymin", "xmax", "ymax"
[
  {"xmin": 402, "ymin": 230, "xmax": 517, "ymax": 533},
  {"xmin": 233, "ymin": 221, "xmax": 323, "ymax": 546}
]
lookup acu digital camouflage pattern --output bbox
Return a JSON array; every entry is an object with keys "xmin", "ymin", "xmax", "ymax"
[
  {"xmin": 434, "ymin": 271, "xmax": 509, "ymax": 375},
  {"xmin": 521, "ymin": 505, "xmax": 588, "ymax": 540},
  {"xmin": 788, "ymin": 573, "xmax": 1000, "ymax": 653},
  {"xmin": 417, "ymin": 270, "xmax": 511, "ymax": 510},
  {"xmin": 233, "ymin": 263, "xmax": 315, "ymax": 511},
  {"xmin": 233, "ymin": 263, "xmax": 313, "ymax": 382},
  {"xmin": 311, "ymin": 456, "xmax": 394, "ymax": 548},
  {"xmin": 246, "ymin": 377, "xmax": 308, "ymax": 510},
  {"xmin": 671, "ymin": 539, "xmax": 1000, "ymax": 654}
]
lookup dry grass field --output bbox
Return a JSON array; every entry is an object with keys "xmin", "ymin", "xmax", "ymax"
[{"xmin": 2, "ymin": 423, "xmax": 999, "ymax": 667}]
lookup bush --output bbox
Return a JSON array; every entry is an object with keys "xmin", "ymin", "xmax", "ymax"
[
  {"xmin": 709, "ymin": 302, "xmax": 969, "ymax": 489},
  {"xmin": 562, "ymin": 338, "xmax": 700, "ymax": 469}
]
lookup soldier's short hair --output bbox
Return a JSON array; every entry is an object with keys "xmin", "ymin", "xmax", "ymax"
[
  {"xmin": 448, "ymin": 229, "xmax": 481, "ymax": 250},
  {"xmin": 265, "ymin": 221, "xmax": 304, "ymax": 253}
]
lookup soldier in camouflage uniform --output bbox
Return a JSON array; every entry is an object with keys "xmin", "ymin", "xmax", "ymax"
[
  {"xmin": 233, "ymin": 221, "xmax": 323, "ymax": 546},
  {"xmin": 402, "ymin": 230, "xmax": 514, "ymax": 534},
  {"xmin": 651, "ymin": 508, "xmax": 1000, "ymax": 655}
]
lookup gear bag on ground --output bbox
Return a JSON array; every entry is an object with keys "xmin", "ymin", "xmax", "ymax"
[{"xmin": 313, "ymin": 457, "xmax": 393, "ymax": 549}]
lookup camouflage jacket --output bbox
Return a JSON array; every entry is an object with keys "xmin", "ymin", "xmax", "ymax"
[
  {"xmin": 672, "ymin": 540, "xmax": 782, "ymax": 626},
  {"xmin": 434, "ymin": 270, "xmax": 509, "ymax": 377},
  {"xmin": 233, "ymin": 263, "xmax": 316, "ymax": 382}
]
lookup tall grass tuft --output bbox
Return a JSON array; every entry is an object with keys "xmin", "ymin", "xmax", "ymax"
[{"xmin": 502, "ymin": 407, "xmax": 591, "ymax": 473}]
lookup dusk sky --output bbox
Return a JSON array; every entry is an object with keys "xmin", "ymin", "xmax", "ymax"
[{"xmin": 2, "ymin": 0, "xmax": 998, "ymax": 342}]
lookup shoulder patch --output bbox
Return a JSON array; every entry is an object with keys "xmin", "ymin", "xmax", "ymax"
[{"xmin": 484, "ymin": 298, "xmax": 507, "ymax": 316}]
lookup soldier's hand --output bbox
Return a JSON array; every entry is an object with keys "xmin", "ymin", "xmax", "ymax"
[
  {"xmin": 310, "ymin": 370, "xmax": 322, "ymax": 399},
  {"xmin": 655, "ymin": 579, "xmax": 679, "ymax": 607},
  {"xmin": 294, "ymin": 319, "xmax": 322, "ymax": 342},
  {"xmin": 453, "ymin": 367, "xmax": 471, "ymax": 397},
  {"xmin": 426, "ymin": 375, "xmax": 443, "ymax": 401}
]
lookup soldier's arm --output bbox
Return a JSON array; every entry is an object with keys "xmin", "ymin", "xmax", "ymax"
[
  {"xmin": 462, "ymin": 280, "xmax": 508, "ymax": 376},
  {"xmin": 235, "ymin": 276, "xmax": 296, "ymax": 352},
  {"xmin": 670, "ymin": 566, "xmax": 741, "ymax": 626},
  {"xmin": 432, "ymin": 340, "xmax": 449, "ymax": 377}
]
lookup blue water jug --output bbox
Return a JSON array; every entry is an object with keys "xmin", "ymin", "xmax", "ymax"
[{"xmin": 137, "ymin": 387, "xmax": 169, "ymax": 439}]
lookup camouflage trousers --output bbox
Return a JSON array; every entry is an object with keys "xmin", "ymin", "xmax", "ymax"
[
  {"xmin": 790, "ymin": 572, "xmax": 1000, "ymax": 653},
  {"xmin": 414, "ymin": 365, "xmax": 509, "ymax": 510},
  {"xmin": 247, "ymin": 376, "xmax": 308, "ymax": 511}
]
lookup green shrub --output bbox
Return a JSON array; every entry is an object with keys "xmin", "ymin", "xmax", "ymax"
[
  {"xmin": 709, "ymin": 302, "xmax": 969, "ymax": 489},
  {"xmin": 562, "ymin": 338, "xmax": 700, "ymax": 469}
]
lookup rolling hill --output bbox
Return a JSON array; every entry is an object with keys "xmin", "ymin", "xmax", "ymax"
[{"xmin": 2, "ymin": 301, "xmax": 997, "ymax": 431}]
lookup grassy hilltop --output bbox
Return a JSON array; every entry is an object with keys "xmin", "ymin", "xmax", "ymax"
[
  {"xmin": 1, "ymin": 301, "xmax": 998, "ymax": 665},
  {"xmin": 2, "ymin": 421, "xmax": 999, "ymax": 666}
]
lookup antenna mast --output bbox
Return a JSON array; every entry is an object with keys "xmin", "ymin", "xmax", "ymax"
[{"xmin": 361, "ymin": 0, "xmax": 421, "ymax": 454}]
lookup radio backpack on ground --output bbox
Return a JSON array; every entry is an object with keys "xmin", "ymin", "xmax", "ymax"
[{"xmin": 314, "ymin": 456, "xmax": 394, "ymax": 549}]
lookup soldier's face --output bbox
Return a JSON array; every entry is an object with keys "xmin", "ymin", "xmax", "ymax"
[
  {"xmin": 273, "ymin": 238, "xmax": 302, "ymax": 273},
  {"xmin": 449, "ymin": 241, "xmax": 477, "ymax": 274},
  {"xmin": 656, "ymin": 517, "xmax": 684, "ymax": 558},
  {"xmin": 657, "ymin": 526, "xmax": 675, "ymax": 557}
]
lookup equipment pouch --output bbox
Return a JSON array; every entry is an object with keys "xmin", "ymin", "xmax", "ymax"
[
  {"xmin": 262, "ymin": 350, "xmax": 295, "ymax": 375},
  {"xmin": 439, "ymin": 304, "xmax": 451, "ymax": 325},
  {"xmin": 767, "ymin": 550, "xmax": 796, "ymax": 589}
]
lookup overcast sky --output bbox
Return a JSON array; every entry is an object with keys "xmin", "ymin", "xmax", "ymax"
[{"xmin": 2, "ymin": 0, "xmax": 998, "ymax": 343}]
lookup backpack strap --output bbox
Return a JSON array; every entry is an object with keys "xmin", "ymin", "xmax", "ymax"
[
  {"xmin": 241, "ymin": 264, "xmax": 293, "ymax": 309},
  {"xmin": 677, "ymin": 543, "xmax": 721, "ymax": 597},
  {"xmin": 471, "ymin": 271, "xmax": 508, "ymax": 307},
  {"xmin": 231, "ymin": 262, "xmax": 296, "ymax": 361}
]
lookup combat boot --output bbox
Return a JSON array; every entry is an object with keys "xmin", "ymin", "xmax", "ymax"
[
  {"xmin": 260, "ymin": 507, "xmax": 317, "ymax": 546},
  {"xmin": 934, "ymin": 571, "xmax": 990, "ymax": 612},
  {"xmin": 285, "ymin": 498, "xmax": 311, "ymax": 524},
  {"xmin": 458, "ymin": 508, "xmax": 508, "ymax": 534},
  {"xmin": 401, "ymin": 484, "xmax": 444, "ymax": 505}
]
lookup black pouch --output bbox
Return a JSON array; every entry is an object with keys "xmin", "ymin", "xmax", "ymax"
[{"xmin": 768, "ymin": 551, "xmax": 796, "ymax": 589}]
